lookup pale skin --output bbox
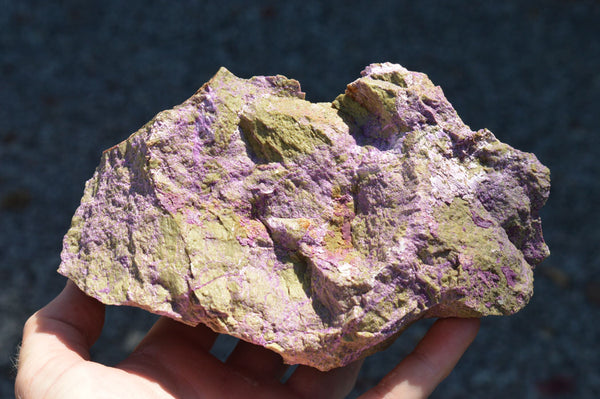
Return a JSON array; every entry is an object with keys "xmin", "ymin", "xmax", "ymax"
[{"xmin": 15, "ymin": 281, "xmax": 480, "ymax": 399}]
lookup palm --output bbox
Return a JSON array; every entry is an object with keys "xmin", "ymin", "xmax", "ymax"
[
  {"xmin": 16, "ymin": 282, "xmax": 479, "ymax": 399},
  {"xmin": 30, "ymin": 334, "xmax": 355, "ymax": 399}
]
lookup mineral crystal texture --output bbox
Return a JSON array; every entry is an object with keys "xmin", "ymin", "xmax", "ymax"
[{"xmin": 58, "ymin": 63, "xmax": 550, "ymax": 370}]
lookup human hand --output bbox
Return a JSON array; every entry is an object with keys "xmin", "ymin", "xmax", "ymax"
[{"xmin": 15, "ymin": 281, "xmax": 479, "ymax": 399}]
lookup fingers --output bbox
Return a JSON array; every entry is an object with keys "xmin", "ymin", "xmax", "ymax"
[
  {"xmin": 117, "ymin": 317, "xmax": 228, "ymax": 397},
  {"xmin": 122, "ymin": 319, "xmax": 292, "ymax": 397},
  {"xmin": 286, "ymin": 359, "xmax": 364, "ymax": 399},
  {"xmin": 225, "ymin": 340, "xmax": 288, "ymax": 381},
  {"xmin": 119, "ymin": 316, "xmax": 220, "ymax": 377},
  {"xmin": 15, "ymin": 281, "xmax": 105, "ymax": 397},
  {"xmin": 360, "ymin": 317, "xmax": 480, "ymax": 399},
  {"xmin": 137, "ymin": 316, "xmax": 219, "ymax": 353}
]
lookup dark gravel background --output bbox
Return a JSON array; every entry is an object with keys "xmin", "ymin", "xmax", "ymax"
[{"xmin": 2, "ymin": 1, "xmax": 599, "ymax": 398}]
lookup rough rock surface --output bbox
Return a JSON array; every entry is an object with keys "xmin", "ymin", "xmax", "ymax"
[{"xmin": 58, "ymin": 63, "xmax": 550, "ymax": 370}]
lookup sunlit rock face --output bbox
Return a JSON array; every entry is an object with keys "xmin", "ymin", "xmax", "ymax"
[{"xmin": 59, "ymin": 63, "xmax": 550, "ymax": 370}]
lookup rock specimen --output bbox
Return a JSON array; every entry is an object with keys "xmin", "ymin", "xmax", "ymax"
[{"xmin": 58, "ymin": 63, "xmax": 550, "ymax": 370}]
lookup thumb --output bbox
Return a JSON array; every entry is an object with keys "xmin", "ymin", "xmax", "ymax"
[{"xmin": 15, "ymin": 281, "xmax": 105, "ymax": 396}]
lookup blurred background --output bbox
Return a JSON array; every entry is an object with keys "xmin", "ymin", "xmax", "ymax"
[{"xmin": 1, "ymin": 1, "xmax": 599, "ymax": 397}]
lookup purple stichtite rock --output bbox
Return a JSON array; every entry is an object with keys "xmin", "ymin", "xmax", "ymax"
[{"xmin": 58, "ymin": 63, "xmax": 550, "ymax": 370}]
